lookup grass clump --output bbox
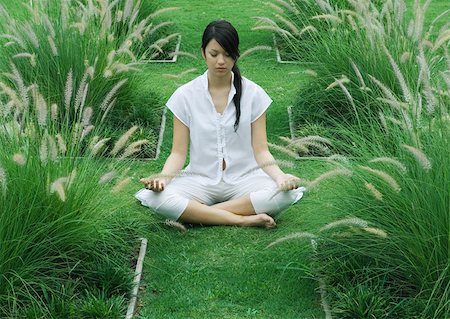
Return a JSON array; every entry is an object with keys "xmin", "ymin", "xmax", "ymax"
[
  {"xmin": 0, "ymin": 0, "xmax": 178, "ymax": 158},
  {"xmin": 264, "ymin": 0, "xmax": 450, "ymax": 315},
  {"xmin": 0, "ymin": 44, "xmax": 150, "ymax": 316}
]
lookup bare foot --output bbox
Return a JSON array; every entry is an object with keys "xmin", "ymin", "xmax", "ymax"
[{"xmin": 242, "ymin": 214, "xmax": 276, "ymax": 229}]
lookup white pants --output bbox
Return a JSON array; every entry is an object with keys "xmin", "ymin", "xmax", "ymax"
[{"xmin": 134, "ymin": 174, "xmax": 305, "ymax": 221}]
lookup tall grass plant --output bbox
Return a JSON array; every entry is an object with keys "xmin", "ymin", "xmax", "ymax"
[
  {"xmin": 0, "ymin": 0, "xmax": 177, "ymax": 158},
  {"xmin": 0, "ymin": 45, "xmax": 150, "ymax": 316},
  {"xmin": 265, "ymin": 0, "xmax": 450, "ymax": 316}
]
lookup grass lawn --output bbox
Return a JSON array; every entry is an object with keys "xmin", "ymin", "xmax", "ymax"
[{"xmin": 124, "ymin": 0, "xmax": 449, "ymax": 318}]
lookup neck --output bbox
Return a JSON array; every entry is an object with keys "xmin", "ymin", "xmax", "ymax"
[{"xmin": 207, "ymin": 71, "xmax": 232, "ymax": 90}]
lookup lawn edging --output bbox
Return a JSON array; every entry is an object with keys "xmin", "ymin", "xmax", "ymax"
[{"xmin": 125, "ymin": 237, "xmax": 148, "ymax": 319}]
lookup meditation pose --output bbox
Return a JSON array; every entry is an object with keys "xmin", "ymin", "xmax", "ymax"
[{"xmin": 136, "ymin": 20, "xmax": 304, "ymax": 228}]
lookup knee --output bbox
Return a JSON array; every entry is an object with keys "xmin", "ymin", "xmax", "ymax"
[
  {"xmin": 135, "ymin": 189, "xmax": 188, "ymax": 220},
  {"xmin": 250, "ymin": 187, "xmax": 305, "ymax": 216}
]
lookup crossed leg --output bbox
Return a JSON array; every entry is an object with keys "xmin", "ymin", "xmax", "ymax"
[
  {"xmin": 211, "ymin": 194, "xmax": 256, "ymax": 216},
  {"xmin": 178, "ymin": 198, "xmax": 275, "ymax": 228}
]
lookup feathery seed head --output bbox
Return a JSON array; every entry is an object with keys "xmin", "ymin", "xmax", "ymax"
[
  {"xmin": 110, "ymin": 125, "xmax": 138, "ymax": 156},
  {"xmin": 400, "ymin": 51, "xmax": 411, "ymax": 63},
  {"xmin": 50, "ymin": 103, "xmax": 58, "ymax": 121},
  {"xmin": 369, "ymin": 157, "xmax": 407, "ymax": 173},
  {"xmin": 326, "ymin": 75, "xmax": 350, "ymax": 91},
  {"xmin": 48, "ymin": 36, "xmax": 58, "ymax": 56},
  {"xmin": 149, "ymin": 7, "xmax": 179, "ymax": 19},
  {"xmin": 268, "ymin": 142, "xmax": 299, "ymax": 159},
  {"xmin": 55, "ymin": 134, "xmax": 67, "ymax": 154},
  {"xmin": 327, "ymin": 154, "xmax": 350, "ymax": 164},
  {"xmin": 35, "ymin": 92, "xmax": 48, "ymax": 128},
  {"xmin": 0, "ymin": 166, "xmax": 7, "ymax": 193},
  {"xmin": 240, "ymin": 46, "xmax": 272, "ymax": 59},
  {"xmin": 308, "ymin": 168, "xmax": 352, "ymax": 189},
  {"xmin": 363, "ymin": 227, "xmax": 388, "ymax": 238},
  {"xmin": 401, "ymin": 144, "xmax": 431, "ymax": 170},
  {"xmin": 320, "ymin": 217, "xmax": 369, "ymax": 232},
  {"xmin": 82, "ymin": 107, "xmax": 93, "ymax": 126},
  {"xmin": 100, "ymin": 79, "xmax": 127, "ymax": 110},
  {"xmin": 39, "ymin": 134, "xmax": 49, "ymax": 164},
  {"xmin": 91, "ymin": 137, "xmax": 110, "ymax": 156},
  {"xmin": 12, "ymin": 153, "xmax": 26, "ymax": 166},
  {"xmin": 99, "ymin": 171, "xmax": 116, "ymax": 185},
  {"xmin": 304, "ymin": 69, "xmax": 318, "ymax": 77},
  {"xmin": 64, "ymin": 69, "xmax": 73, "ymax": 111},
  {"xmin": 50, "ymin": 177, "xmax": 68, "ymax": 202},
  {"xmin": 267, "ymin": 232, "xmax": 317, "ymax": 248},
  {"xmin": 111, "ymin": 177, "xmax": 131, "ymax": 193},
  {"xmin": 365, "ymin": 182, "xmax": 383, "ymax": 201},
  {"xmin": 360, "ymin": 165, "xmax": 401, "ymax": 192},
  {"xmin": 120, "ymin": 139, "xmax": 149, "ymax": 159},
  {"xmin": 164, "ymin": 220, "xmax": 188, "ymax": 232}
]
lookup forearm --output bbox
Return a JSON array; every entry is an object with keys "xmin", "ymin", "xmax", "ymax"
[
  {"xmin": 160, "ymin": 152, "xmax": 186, "ymax": 180},
  {"xmin": 254, "ymin": 150, "xmax": 285, "ymax": 181}
]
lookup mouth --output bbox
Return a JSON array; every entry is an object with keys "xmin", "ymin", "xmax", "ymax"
[{"xmin": 216, "ymin": 68, "xmax": 227, "ymax": 71}]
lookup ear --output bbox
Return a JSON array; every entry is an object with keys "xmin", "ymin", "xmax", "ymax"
[{"xmin": 201, "ymin": 48, "xmax": 206, "ymax": 60}]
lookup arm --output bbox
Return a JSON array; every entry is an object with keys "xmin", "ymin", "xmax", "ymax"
[
  {"xmin": 251, "ymin": 113, "xmax": 299, "ymax": 190},
  {"xmin": 161, "ymin": 116, "xmax": 189, "ymax": 177},
  {"xmin": 141, "ymin": 116, "xmax": 189, "ymax": 191}
]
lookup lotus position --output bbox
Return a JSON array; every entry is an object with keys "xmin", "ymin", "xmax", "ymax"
[{"xmin": 135, "ymin": 20, "xmax": 304, "ymax": 228}]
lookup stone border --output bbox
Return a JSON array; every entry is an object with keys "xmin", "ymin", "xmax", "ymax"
[
  {"xmin": 125, "ymin": 237, "xmax": 148, "ymax": 319},
  {"xmin": 273, "ymin": 34, "xmax": 300, "ymax": 64},
  {"xmin": 128, "ymin": 106, "xmax": 167, "ymax": 161},
  {"xmin": 148, "ymin": 35, "xmax": 182, "ymax": 63},
  {"xmin": 153, "ymin": 106, "xmax": 167, "ymax": 160},
  {"xmin": 310, "ymin": 239, "xmax": 333, "ymax": 319},
  {"xmin": 287, "ymin": 105, "xmax": 295, "ymax": 139}
]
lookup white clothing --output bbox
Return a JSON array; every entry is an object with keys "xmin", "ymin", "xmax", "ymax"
[
  {"xmin": 166, "ymin": 70, "xmax": 272, "ymax": 184},
  {"xmin": 135, "ymin": 174, "xmax": 305, "ymax": 221},
  {"xmin": 135, "ymin": 70, "xmax": 306, "ymax": 220}
]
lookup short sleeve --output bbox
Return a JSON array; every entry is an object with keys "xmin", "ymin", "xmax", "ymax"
[
  {"xmin": 251, "ymin": 85, "xmax": 273, "ymax": 123},
  {"xmin": 166, "ymin": 87, "xmax": 190, "ymax": 127}
]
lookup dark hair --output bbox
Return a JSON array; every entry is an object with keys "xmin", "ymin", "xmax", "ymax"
[{"xmin": 201, "ymin": 20, "xmax": 242, "ymax": 131}]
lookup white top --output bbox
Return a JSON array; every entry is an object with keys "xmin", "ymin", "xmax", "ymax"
[{"xmin": 166, "ymin": 70, "xmax": 273, "ymax": 184}]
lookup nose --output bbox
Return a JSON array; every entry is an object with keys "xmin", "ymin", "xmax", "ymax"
[{"xmin": 217, "ymin": 54, "xmax": 225, "ymax": 65}]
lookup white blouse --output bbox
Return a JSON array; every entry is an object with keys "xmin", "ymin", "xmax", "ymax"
[{"xmin": 166, "ymin": 70, "xmax": 272, "ymax": 185}]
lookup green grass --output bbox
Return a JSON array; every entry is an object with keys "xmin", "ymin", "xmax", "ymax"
[
  {"xmin": 255, "ymin": 0, "xmax": 450, "ymax": 317},
  {"xmin": 1, "ymin": 0, "xmax": 446, "ymax": 317},
  {"xmin": 128, "ymin": 0, "xmax": 449, "ymax": 318},
  {"xmin": 127, "ymin": 0, "xmax": 332, "ymax": 318}
]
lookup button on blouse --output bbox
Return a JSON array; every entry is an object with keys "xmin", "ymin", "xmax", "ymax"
[{"xmin": 166, "ymin": 70, "xmax": 272, "ymax": 185}]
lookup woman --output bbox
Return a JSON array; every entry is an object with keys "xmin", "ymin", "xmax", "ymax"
[{"xmin": 136, "ymin": 20, "xmax": 304, "ymax": 228}]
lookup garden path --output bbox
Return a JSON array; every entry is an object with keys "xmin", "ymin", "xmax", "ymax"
[{"xmin": 132, "ymin": 1, "xmax": 327, "ymax": 318}]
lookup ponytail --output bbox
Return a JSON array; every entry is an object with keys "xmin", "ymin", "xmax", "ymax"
[{"xmin": 232, "ymin": 64, "xmax": 242, "ymax": 132}]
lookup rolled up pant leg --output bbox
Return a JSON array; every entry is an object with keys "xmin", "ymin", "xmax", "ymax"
[
  {"xmin": 134, "ymin": 177, "xmax": 211, "ymax": 221},
  {"xmin": 232, "ymin": 175, "xmax": 305, "ymax": 217}
]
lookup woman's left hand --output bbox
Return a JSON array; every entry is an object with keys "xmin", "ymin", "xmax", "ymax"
[{"xmin": 276, "ymin": 173, "xmax": 301, "ymax": 191}]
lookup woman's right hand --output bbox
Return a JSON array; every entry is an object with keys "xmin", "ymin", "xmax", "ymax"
[{"xmin": 140, "ymin": 177, "xmax": 169, "ymax": 192}]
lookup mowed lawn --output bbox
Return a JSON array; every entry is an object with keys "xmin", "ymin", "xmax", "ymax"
[{"xmin": 126, "ymin": 0, "xmax": 449, "ymax": 318}]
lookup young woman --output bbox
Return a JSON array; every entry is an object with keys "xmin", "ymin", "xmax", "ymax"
[{"xmin": 135, "ymin": 20, "xmax": 304, "ymax": 228}]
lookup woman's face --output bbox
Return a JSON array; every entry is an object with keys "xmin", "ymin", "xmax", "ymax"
[{"xmin": 202, "ymin": 39, "xmax": 235, "ymax": 78}]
